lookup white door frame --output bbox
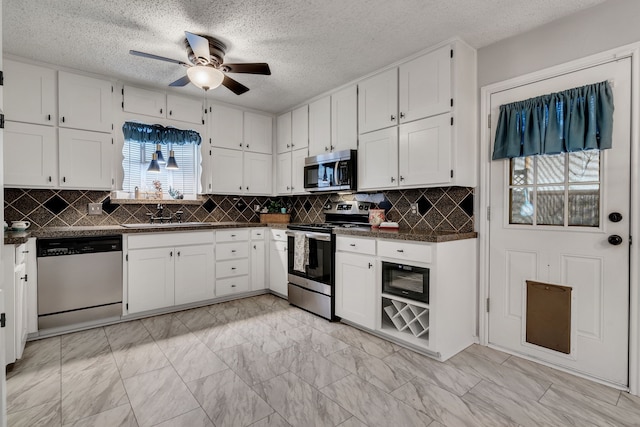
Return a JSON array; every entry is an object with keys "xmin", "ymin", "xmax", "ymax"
[{"xmin": 479, "ymin": 43, "xmax": 640, "ymax": 395}]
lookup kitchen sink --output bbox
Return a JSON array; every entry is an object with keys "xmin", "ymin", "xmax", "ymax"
[{"xmin": 121, "ymin": 222, "xmax": 211, "ymax": 229}]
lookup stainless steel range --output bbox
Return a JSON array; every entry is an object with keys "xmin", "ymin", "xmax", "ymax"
[{"xmin": 286, "ymin": 201, "xmax": 372, "ymax": 320}]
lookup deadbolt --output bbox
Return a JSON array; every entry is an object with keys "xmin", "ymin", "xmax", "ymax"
[{"xmin": 608, "ymin": 212, "xmax": 623, "ymax": 223}]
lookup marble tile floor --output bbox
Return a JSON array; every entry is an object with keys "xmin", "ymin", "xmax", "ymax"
[{"xmin": 5, "ymin": 294, "xmax": 640, "ymax": 426}]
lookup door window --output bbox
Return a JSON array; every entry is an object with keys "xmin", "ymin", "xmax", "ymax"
[{"xmin": 508, "ymin": 151, "xmax": 600, "ymax": 227}]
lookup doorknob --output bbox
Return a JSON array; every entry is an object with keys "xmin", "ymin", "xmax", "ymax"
[
  {"xmin": 608, "ymin": 235, "xmax": 623, "ymax": 245},
  {"xmin": 608, "ymin": 212, "xmax": 623, "ymax": 223}
]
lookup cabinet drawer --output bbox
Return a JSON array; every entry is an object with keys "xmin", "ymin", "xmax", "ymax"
[
  {"xmin": 216, "ymin": 275, "xmax": 250, "ymax": 296},
  {"xmin": 15, "ymin": 243, "xmax": 27, "ymax": 265},
  {"xmin": 251, "ymin": 228, "xmax": 266, "ymax": 240},
  {"xmin": 128, "ymin": 231, "xmax": 214, "ymax": 249},
  {"xmin": 216, "ymin": 241, "xmax": 249, "ymax": 260},
  {"xmin": 216, "ymin": 259, "xmax": 249, "ymax": 278},
  {"xmin": 271, "ymin": 229, "xmax": 287, "ymax": 242},
  {"xmin": 378, "ymin": 240, "xmax": 432, "ymax": 263},
  {"xmin": 336, "ymin": 236, "xmax": 376, "ymax": 255},
  {"xmin": 216, "ymin": 229, "xmax": 249, "ymax": 242}
]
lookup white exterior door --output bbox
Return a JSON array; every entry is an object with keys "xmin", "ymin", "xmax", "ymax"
[{"xmin": 488, "ymin": 58, "xmax": 631, "ymax": 386}]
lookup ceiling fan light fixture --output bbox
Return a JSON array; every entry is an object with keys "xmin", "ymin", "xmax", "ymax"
[{"xmin": 187, "ymin": 65, "xmax": 224, "ymax": 91}]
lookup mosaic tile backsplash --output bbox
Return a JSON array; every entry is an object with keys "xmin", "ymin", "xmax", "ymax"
[{"xmin": 4, "ymin": 187, "xmax": 474, "ymax": 233}]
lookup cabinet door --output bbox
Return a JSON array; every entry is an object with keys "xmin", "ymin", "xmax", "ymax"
[
  {"xmin": 244, "ymin": 112, "xmax": 273, "ymax": 154},
  {"xmin": 399, "ymin": 46, "xmax": 451, "ymax": 123},
  {"xmin": 335, "ymin": 252, "xmax": 376, "ymax": 329},
  {"xmin": 167, "ymin": 94, "xmax": 203, "ymax": 124},
  {"xmin": 251, "ymin": 240, "xmax": 266, "ymax": 290},
  {"xmin": 123, "ymin": 85, "xmax": 166, "ymax": 118},
  {"xmin": 244, "ymin": 152, "xmax": 272, "ymax": 195},
  {"xmin": 269, "ymin": 241, "xmax": 288, "ymax": 296},
  {"xmin": 59, "ymin": 128, "xmax": 113, "ymax": 189},
  {"xmin": 175, "ymin": 244, "xmax": 214, "ymax": 305},
  {"xmin": 399, "ymin": 114, "xmax": 451, "ymax": 186},
  {"xmin": 4, "ymin": 60, "xmax": 56, "ymax": 125},
  {"xmin": 276, "ymin": 151, "xmax": 292, "ymax": 194},
  {"xmin": 211, "ymin": 147, "xmax": 244, "ymax": 193},
  {"xmin": 209, "ymin": 104, "xmax": 243, "ymax": 150},
  {"xmin": 291, "ymin": 105, "xmax": 309, "ymax": 151},
  {"xmin": 25, "ymin": 239, "xmax": 38, "ymax": 335},
  {"xmin": 4, "ymin": 122, "xmax": 57, "ymax": 187},
  {"xmin": 276, "ymin": 111, "xmax": 292, "ymax": 153},
  {"xmin": 128, "ymin": 248, "xmax": 175, "ymax": 314},
  {"xmin": 58, "ymin": 71, "xmax": 113, "ymax": 133},
  {"xmin": 331, "ymin": 85, "xmax": 358, "ymax": 151},
  {"xmin": 201, "ymin": 145, "xmax": 213, "ymax": 194},
  {"xmin": 291, "ymin": 148, "xmax": 308, "ymax": 195},
  {"xmin": 14, "ymin": 264, "xmax": 27, "ymax": 360},
  {"xmin": 358, "ymin": 127, "xmax": 398, "ymax": 190},
  {"xmin": 308, "ymin": 96, "xmax": 331, "ymax": 156},
  {"xmin": 358, "ymin": 68, "xmax": 398, "ymax": 134}
]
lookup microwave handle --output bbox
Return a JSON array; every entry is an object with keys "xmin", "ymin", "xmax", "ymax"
[{"xmin": 334, "ymin": 160, "xmax": 341, "ymax": 184}]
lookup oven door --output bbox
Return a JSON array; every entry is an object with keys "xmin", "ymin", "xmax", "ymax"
[
  {"xmin": 381, "ymin": 261, "xmax": 430, "ymax": 304},
  {"xmin": 287, "ymin": 231, "xmax": 333, "ymax": 295}
]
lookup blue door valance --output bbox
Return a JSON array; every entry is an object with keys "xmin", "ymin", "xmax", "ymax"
[
  {"xmin": 122, "ymin": 121, "xmax": 202, "ymax": 146},
  {"xmin": 492, "ymin": 81, "xmax": 614, "ymax": 160}
]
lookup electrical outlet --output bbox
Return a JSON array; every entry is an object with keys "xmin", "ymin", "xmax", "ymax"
[
  {"xmin": 88, "ymin": 203, "xmax": 103, "ymax": 215},
  {"xmin": 410, "ymin": 203, "xmax": 418, "ymax": 215}
]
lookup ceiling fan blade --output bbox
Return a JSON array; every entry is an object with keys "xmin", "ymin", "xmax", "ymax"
[
  {"xmin": 129, "ymin": 50, "xmax": 187, "ymax": 66},
  {"xmin": 185, "ymin": 31, "xmax": 211, "ymax": 63},
  {"xmin": 223, "ymin": 63, "xmax": 271, "ymax": 75},
  {"xmin": 222, "ymin": 75, "xmax": 249, "ymax": 95},
  {"xmin": 169, "ymin": 75, "xmax": 192, "ymax": 87}
]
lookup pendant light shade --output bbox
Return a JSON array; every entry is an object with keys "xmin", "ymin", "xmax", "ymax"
[
  {"xmin": 147, "ymin": 152, "xmax": 161, "ymax": 173},
  {"xmin": 187, "ymin": 65, "xmax": 224, "ymax": 91},
  {"xmin": 155, "ymin": 144, "xmax": 166, "ymax": 164},
  {"xmin": 166, "ymin": 150, "xmax": 179, "ymax": 170}
]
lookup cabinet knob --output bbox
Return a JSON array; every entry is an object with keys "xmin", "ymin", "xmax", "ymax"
[
  {"xmin": 291, "ymin": 144, "xmax": 295, "ymax": 147},
  {"xmin": 177, "ymin": 251, "xmax": 181, "ymax": 256},
  {"xmin": 287, "ymin": 144, "xmax": 290, "ymax": 148},
  {"xmin": 286, "ymin": 186, "xmax": 290, "ymax": 190},
  {"xmin": 63, "ymin": 177, "xmax": 67, "ymax": 183},
  {"xmin": 61, "ymin": 116, "xmax": 66, "ymax": 123},
  {"xmin": 231, "ymin": 284, "xmax": 236, "ymax": 288},
  {"xmin": 400, "ymin": 175, "xmax": 405, "ymax": 181},
  {"xmin": 246, "ymin": 186, "xmax": 249, "ymax": 190},
  {"xmin": 390, "ymin": 177, "xmax": 395, "ymax": 182},
  {"xmin": 291, "ymin": 186, "xmax": 295, "ymax": 190},
  {"xmin": 48, "ymin": 176, "xmax": 52, "ymax": 182},
  {"xmin": 330, "ymin": 145, "xmax": 335, "ymax": 151},
  {"xmin": 239, "ymin": 186, "xmax": 242, "ymax": 190},
  {"xmin": 350, "ymin": 243, "xmax": 356, "ymax": 247},
  {"xmin": 169, "ymin": 110, "xmax": 172, "ymax": 116},
  {"xmin": 253, "ymin": 245, "xmax": 257, "ymax": 249},
  {"xmin": 170, "ymin": 251, "xmax": 173, "ymax": 257},
  {"xmin": 396, "ymin": 249, "xmax": 404, "ymax": 253},
  {"xmin": 231, "ymin": 234, "xmax": 236, "ymax": 237},
  {"xmin": 160, "ymin": 108, "xmax": 163, "ymax": 114},
  {"xmin": 390, "ymin": 115, "xmax": 396, "ymax": 121},
  {"xmin": 400, "ymin": 112, "xmax": 405, "ymax": 119},
  {"xmin": 368, "ymin": 263, "xmax": 373, "ymax": 269},
  {"xmin": 231, "ymin": 249, "xmax": 236, "ymax": 253},
  {"xmin": 246, "ymin": 144, "xmax": 249, "ymax": 148},
  {"xmin": 325, "ymin": 146, "xmax": 329, "ymax": 151},
  {"xmin": 231, "ymin": 267, "xmax": 237, "ymax": 270},
  {"xmin": 239, "ymin": 143, "xmax": 243, "ymax": 147},
  {"xmin": 47, "ymin": 114, "xmax": 51, "ymax": 121}
]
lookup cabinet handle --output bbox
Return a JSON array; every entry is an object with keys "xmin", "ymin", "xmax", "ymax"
[
  {"xmin": 400, "ymin": 175, "xmax": 405, "ymax": 181},
  {"xmin": 239, "ymin": 186, "xmax": 242, "ymax": 190},
  {"xmin": 253, "ymin": 245, "xmax": 257, "ymax": 249},
  {"xmin": 61, "ymin": 116, "xmax": 66, "ymax": 123},
  {"xmin": 231, "ymin": 267, "xmax": 236, "ymax": 270},
  {"xmin": 170, "ymin": 251, "xmax": 173, "ymax": 257},
  {"xmin": 291, "ymin": 186, "xmax": 295, "ymax": 190},
  {"xmin": 291, "ymin": 144, "xmax": 295, "ymax": 147},
  {"xmin": 246, "ymin": 186, "xmax": 249, "ymax": 190},
  {"xmin": 231, "ymin": 249, "xmax": 236, "ymax": 253},
  {"xmin": 368, "ymin": 263, "xmax": 373, "ymax": 269},
  {"xmin": 287, "ymin": 144, "xmax": 290, "ymax": 148},
  {"xmin": 231, "ymin": 284, "xmax": 236, "ymax": 288},
  {"xmin": 169, "ymin": 110, "xmax": 172, "ymax": 116},
  {"xmin": 160, "ymin": 108, "xmax": 163, "ymax": 114},
  {"xmin": 231, "ymin": 234, "xmax": 236, "ymax": 237},
  {"xmin": 330, "ymin": 145, "xmax": 335, "ymax": 151},
  {"xmin": 257, "ymin": 233, "xmax": 262, "ymax": 236},
  {"xmin": 325, "ymin": 146, "xmax": 329, "ymax": 151},
  {"xmin": 390, "ymin": 115, "xmax": 396, "ymax": 121},
  {"xmin": 400, "ymin": 112, "xmax": 405, "ymax": 119},
  {"xmin": 177, "ymin": 251, "xmax": 181, "ymax": 256},
  {"xmin": 390, "ymin": 177, "xmax": 395, "ymax": 183},
  {"xmin": 22, "ymin": 250, "xmax": 29, "ymax": 253},
  {"xmin": 47, "ymin": 114, "xmax": 51, "ymax": 121},
  {"xmin": 48, "ymin": 176, "xmax": 52, "ymax": 182},
  {"xmin": 350, "ymin": 243, "xmax": 356, "ymax": 247},
  {"xmin": 63, "ymin": 177, "xmax": 66, "ymax": 183},
  {"xmin": 246, "ymin": 144, "xmax": 249, "ymax": 149},
  {"xmin": 209, "ymin": 184, "xmax": 212, "ymax": 189},
  {"xmin": 396, "ymin": 249, "xmax": 404, "ymax": 253},
  {"xmin": 286, "ymin": 186, "xmax": 290, "ymax": 190},
  {"xmin": 239, "ymin": 143, "xmax": 243, "ymax": 147}
]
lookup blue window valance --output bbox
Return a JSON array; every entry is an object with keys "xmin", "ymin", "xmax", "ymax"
[
  {"xmin": 492, "ymin": 81, "xmax": 613, "ymax": 160},
  {"xmin": 122, "ymin": 121, "xmax": 202, "ymax": 146}
]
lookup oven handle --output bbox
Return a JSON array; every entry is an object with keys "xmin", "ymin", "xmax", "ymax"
[{"xmin": 285, "ymin": 231, "xmax": 332, "ymax": 241}]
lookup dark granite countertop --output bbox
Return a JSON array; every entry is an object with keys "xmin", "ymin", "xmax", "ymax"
[{"xmin": 332, "ymin": 227, "xmax": 477, "ymax": 243}]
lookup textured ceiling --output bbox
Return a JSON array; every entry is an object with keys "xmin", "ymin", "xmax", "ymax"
[{"xmin": 4, "ymin": 0, "xmax": 606, "ymax": 114}]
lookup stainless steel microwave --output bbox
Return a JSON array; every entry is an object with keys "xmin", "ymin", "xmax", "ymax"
[{"xmin": 303, "ymin": 149, "xmax": 357, "ymax": 192}]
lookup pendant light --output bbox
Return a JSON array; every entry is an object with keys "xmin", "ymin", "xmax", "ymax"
[
  {"xmin": 155, "ymin": 144, "xmax": 166, "ymax": 164},
  {"xmin": 147, "ymin": 153, "xmax": 161, "ymax": 173},
  {"xmin": 166, "ymin": 149, "xmax": 179, "ymax": 170}
]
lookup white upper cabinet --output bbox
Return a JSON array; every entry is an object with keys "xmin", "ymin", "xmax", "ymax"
[
  {"xmin": 166, "ymin": 94, "xmax": 203, "ymax": 125},
  {"xmin": 399, "ymin": 45, "xmax": 451, "ymax": 123},
  {"xmin": 122, "ymin": 85, "xmax": 166, "ymax": 118},
  {"xmin": 291, "ymin": 148, "xmax": 308, "ymax": 195},
  {"xmin": 276, "ymin": 111, "xmax": 292, "ymax": 153},
  {"xmin": 308, "ymin": 96, "xmax": 331, "ymax": 156},
  {"xmin": 331, "ymin": 85, "xmax": 358, "ymax": 151},
  {"xmin": 276, "ymin": 151, "xmax": 292, "ymax": 194},
  {"xmin": 4, "ymin": 122, "xmax": 57, "ymax": 188},
  {"xmin": 209, "ymin": 104, "xmax": 243, "ymax": 150},
  {"xmin": 4, "ymin": 60, "xmax": 56, "ymax": 125},
  {"xmin": 398, "ymin": 114, "xmax": 452, "ymax": 186},
  {"xmin": 58, "ymin": 128, "xmax": 113, "ymax": 190},
  {"xmin": 211, "ymin": 147, "xmax": 244, "ymax": 193},
  {"xmin": 58, "ymin": 71, "xmax": 113, "ymax": 133},
  {"xmin": 243, "ymin": 112, "xmax": 273, "ymax": 154},
  {"xmin": 358, "ymin": 68, "xmax": 398, "ymax": 134},
  {"xmin": 358, "ymin": 127, "xmax": 398, "ymax": 191},
  {"xmin": 291, "ymin": 105, "xmax": 309, "ymax": 151},
  {"xmin": 243, "ymin": 152, "xmax": 272, "ymax": 194}
]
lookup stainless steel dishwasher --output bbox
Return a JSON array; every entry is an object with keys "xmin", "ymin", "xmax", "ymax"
[{"xmin": 37, "ymin": 235, "xmax": 123, "ymax": 330}]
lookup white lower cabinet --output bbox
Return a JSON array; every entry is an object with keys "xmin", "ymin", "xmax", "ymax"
[
  {"xmin": 269, "ymin": 230, "xmax": 288, "ymax": 296},
  {"xmin": 251, "ymin": 229, "xmax": 267, "ymax": 291},
  {"xmin": 2, "ymin": 243, "xmax": 31, "ymax": 365},
  {"xmin": 335, "ymin": 251, "xmax": 377, "ymax": 329},
  {"xmin": 126, "ymin": 232, "xmax": 215, "ymax": 314},
  {"xmin": 215, "ymin": 228, "xmax": 251, "ymax": 297}
]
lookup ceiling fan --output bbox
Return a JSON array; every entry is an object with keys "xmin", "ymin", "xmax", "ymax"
[{"xmin": 130, "ymin": 31, "xmax": 271, "ymax": 95}]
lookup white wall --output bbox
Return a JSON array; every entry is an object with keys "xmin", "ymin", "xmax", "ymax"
[{"xmin": 478, "ymin": 0, "xmax": 640, "ymax": 87}]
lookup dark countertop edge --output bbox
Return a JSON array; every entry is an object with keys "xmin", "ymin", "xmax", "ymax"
[{"xmin": 332, "ymin": 228, "xmax": 478, "ymax": 243}]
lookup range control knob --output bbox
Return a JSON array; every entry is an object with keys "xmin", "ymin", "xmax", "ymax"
[{"xmin": 358, "ymin": 205, "xmax": 363, "ymax": 210}]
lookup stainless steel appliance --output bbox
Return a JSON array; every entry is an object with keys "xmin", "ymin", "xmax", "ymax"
[
  {"xmin": 286, "ymin": 201, "xmax": 371, "ymax": 320},
  {"xmin": 37, "ymin": 236, "xmax": 123, "ymax": 330},
  {"xmin": 382, "ymin": 261, "xmax": 430, "ymax": 304},
  {"xmin": 303, "ymin": 149, "xmax": 357, "ymax": 192}
]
